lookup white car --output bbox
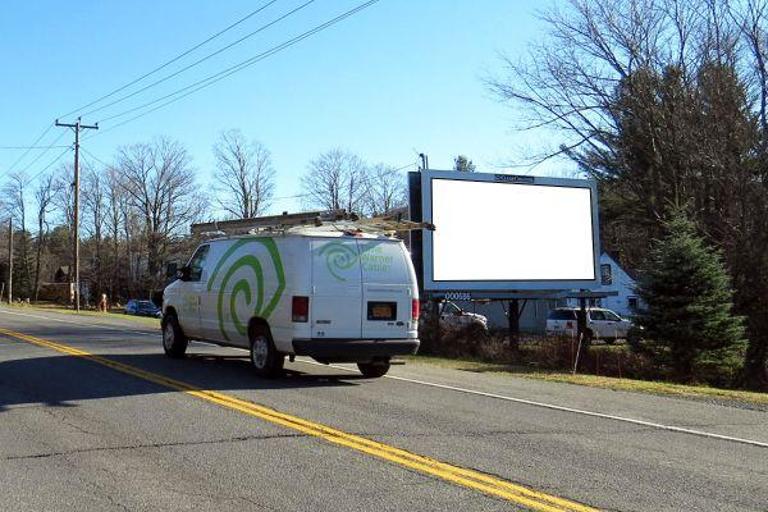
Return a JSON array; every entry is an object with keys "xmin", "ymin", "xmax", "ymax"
[
  {"xmin": 162, "ymin": 227, "xmax": 420, "ymax": 378},
  {"xmin": 545, "ymin": 307, "xmax": 633, "ymax": 344},
  {"xmin": 438, "ymin": 301, "xmax": 489, "ymax": 331}
]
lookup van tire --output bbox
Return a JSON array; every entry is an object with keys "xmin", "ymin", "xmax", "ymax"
[
  {"xmin": 357, "ymin": 359, "xmax": 390, "ymax": 378},
  {"xmin": 162, "ymin": 313, "xmax": 188, "ymax": 359},
  {"xmin": 250, "ymin": 333, "xmax": 284, "ymax": 378}
]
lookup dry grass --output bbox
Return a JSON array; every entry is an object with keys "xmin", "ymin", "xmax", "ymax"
[{"xmin": 405, "ymin": 354, "xmax": 768, "ymax": 406}]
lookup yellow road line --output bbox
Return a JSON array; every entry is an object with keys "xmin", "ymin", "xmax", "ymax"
[{"xmin": 0, "ymin": 327, "xmax": 599, "ymax": 512}]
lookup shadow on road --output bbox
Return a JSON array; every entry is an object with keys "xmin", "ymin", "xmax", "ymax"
[{"xmin": 0, "ymin": 349, "xmax": 367, "ymax": 412}]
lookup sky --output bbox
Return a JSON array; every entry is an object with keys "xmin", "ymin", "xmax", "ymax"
[{"xmin": 0, "ymin": 0, "xmax": 577, "ymax": 220}]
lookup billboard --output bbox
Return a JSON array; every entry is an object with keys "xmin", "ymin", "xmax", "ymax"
[{"xmin": 417, "ymin": 170, "xmax": 600, "ymax": 294}]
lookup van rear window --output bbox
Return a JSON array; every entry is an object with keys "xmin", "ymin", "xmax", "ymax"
[{"xmin": 548, "ymin": 310, "xmax": 576, "ymax": 320}]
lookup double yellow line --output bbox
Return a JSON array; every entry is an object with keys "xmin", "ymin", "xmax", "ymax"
[{"xmin": 0, "ymin": 327, "xmax": 598, "ymax": 512}]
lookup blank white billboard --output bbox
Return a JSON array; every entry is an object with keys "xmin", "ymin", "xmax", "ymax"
[{"xmin": 430, "ymin": 178, "xmax": 596, "ymax": 283}]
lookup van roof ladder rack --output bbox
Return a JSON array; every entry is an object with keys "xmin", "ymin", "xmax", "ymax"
[{"xmin": 191, "ymin": 210, "xmax": 434, "ymax": 237}]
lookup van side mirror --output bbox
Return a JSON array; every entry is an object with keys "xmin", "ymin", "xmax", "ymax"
[{"xmin": 176, "ymin": 266, "xmax": 191, "ymax": 281}]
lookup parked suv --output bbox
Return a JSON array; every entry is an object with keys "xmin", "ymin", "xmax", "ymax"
[{"xmin": 545, "ymin": 307, "xmax": 632, "ymax": 344}]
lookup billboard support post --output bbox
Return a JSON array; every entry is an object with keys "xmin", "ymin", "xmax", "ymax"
[{"xmin": 507, "ymin": 299, "xmax": 520, "ymax": 355}]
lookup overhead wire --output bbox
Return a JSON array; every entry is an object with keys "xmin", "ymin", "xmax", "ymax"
[
  {"xmin": 81, "ymin": 0, "xmax": 314, "ymax": 119},
  {"xmin": 88, "ymin": 0, "xmax": 383, "ymax": 138},
  {"xmin": 3, "ymin": 123, "xmax": 54, "ymax": 176},
  {"xmin": 1, "ymin": 130, "xmax": 69, "ymax": 183},
  {"xmin": 58, "ymin": 0, "xmax": 283, "ymax": 119},
  {"xmin": 9, "ymin": 1, "xmax": 284, "ymax": 186},
  {"xmin": 0, "ymin": 145, "xmax": 70, "ymax": 150},
  {"xmin": 22, "ymin": 145, "xmax": 73, "ymax": 187}
]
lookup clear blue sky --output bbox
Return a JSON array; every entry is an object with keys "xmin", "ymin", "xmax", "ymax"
[{"xmin": 0, "ymin": 0, "xmax": 575, "ymax": 218}]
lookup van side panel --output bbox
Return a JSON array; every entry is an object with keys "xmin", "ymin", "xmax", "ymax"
[
  {"xmin": 201, "ymin": 236, "xmax": 291, "ymax": 349},
  {"xmin": 271, "ymin": 238, "xmax": 310, "ymax": 353}
]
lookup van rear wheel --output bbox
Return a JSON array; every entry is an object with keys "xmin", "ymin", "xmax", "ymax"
[
  {"xmin": 162, "ymin": 313, "xmax": 188, "ymax": 359},
  {"xmin": 357, "ymin": 359, "xmax": 390, "ymax": 378},
  {"xmin": 250, "ymin": 333, "xmax": 284, "ymax": 378}
]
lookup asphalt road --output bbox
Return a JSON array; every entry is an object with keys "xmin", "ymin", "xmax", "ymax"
[{"xmin": 1, "ymin": 306, "xmax": 766, "ymax": 511}]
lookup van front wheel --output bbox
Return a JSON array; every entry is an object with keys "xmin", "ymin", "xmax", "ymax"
[
  {"xmin": 250, "ymin": 333, "xmax": 284, "ymax": 378},
  {"xmin": 357, "ymin": 359, "xmax": 390, "ymax": 378},
  {"xmin": 162, "ymin": 313, "xmax": 188, "ymax": 359}
]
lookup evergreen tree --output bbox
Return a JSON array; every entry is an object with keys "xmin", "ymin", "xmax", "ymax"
[
  {"xmin": 453, "ymin": 155, "xmax": 476, "ymax": 172},
  {"xmin": 635, "ymin": 211, "xmax": 746, "ymax": 384}
]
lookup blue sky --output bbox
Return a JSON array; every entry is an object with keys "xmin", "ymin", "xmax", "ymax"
[{"xmin": 0, "ymin": 0, "xmax": 575, "ymax": 218}]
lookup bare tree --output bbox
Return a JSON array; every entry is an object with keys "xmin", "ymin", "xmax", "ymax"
[
  {"xmin": 32, "ymin": 173, "xmax": 55, "ymax": 300},
  {"xmin": 116, "ymin": 137, "xmax": 206, "ymax": 291},
  {"xmin": 53, "ymin": 164, "xmax": 75, "ymax": 229},
  {"xmin": 301, "ymin": 149, "xmax": 368, "ymax": 213},
  {"xmin": 213, "ymin": 129, "xmax": 275, "ymax": 219},
  {"xmin": 363, "ymin": 164, "xmax": 407, "ymax": 216},
  {"xmin": 82, "ymin": 164, "xmax": 106, "ymax": 296},
  {"xmin": 3, "ymin": 172, "xmax": 32, "ymax": 296}
]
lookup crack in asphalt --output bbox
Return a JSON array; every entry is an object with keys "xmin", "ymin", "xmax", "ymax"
[{"xmin": 3, "ymin": 433, "xmax": 306, "ymax": 461}]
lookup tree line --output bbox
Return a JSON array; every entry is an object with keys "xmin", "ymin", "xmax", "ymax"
[
  {"xmin": 491, "ymin": 0, "xmax": 768, "ymax": 388},
  {"xmin": 0, "ymin": 129, "xmax": 409, "ymax": 305}
]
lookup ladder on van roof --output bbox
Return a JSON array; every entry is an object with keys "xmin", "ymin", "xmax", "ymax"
[{"xmin": 190, "ymin": 209, "xmax": 434, "ymax": 237}]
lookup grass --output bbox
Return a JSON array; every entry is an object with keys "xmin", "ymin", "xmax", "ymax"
[
  {"xmin": 405, "ymin": 354, "xmax": 768, "ymax": 406},
  {"xmin": 3, "ymin": 302, "xmax": 161, "ymax": 328}
]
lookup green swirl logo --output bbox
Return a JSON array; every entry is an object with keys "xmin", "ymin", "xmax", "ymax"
[
  {"xmin": 319, "ymin": 242, "xmax": 359, "ymax": 281},
  {"xmin": 318, "ymin": 241, "xmax": 396, "ymax": 281},
  {"xmin": 207, "ymin": 238, "xmax": 285, "ymax": 341}
]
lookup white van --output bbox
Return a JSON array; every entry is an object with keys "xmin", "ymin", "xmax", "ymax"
[{"xmin": 161, "ymin": 228, "xmax": 420, "ymax": 378}]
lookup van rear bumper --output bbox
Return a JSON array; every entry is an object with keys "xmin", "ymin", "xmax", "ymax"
[{"xmin": 292, "ymin": 338, "xmax": 420, "ymax": 363}]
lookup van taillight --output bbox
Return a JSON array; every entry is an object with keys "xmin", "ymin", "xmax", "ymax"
[
  {"xmin": 411, "ymin": 299, "xmax": 420, "ymax": 321},
  {"xmin": 292, "ymin": 296, "xmax": 309, "ymax": 322}
]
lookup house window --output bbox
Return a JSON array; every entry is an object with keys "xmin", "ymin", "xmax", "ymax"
[
  {"xmin": 600, "ymin": 263, "xmax": 613, "ymax": 285},
  {"xmin": 628, "ymin": 296, "xmax": 639, "ymax": 311}
]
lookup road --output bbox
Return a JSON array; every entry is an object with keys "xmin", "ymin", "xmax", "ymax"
[{"xmin": 1, "ymin": 306, "xmax": 766, "ymax": 511}]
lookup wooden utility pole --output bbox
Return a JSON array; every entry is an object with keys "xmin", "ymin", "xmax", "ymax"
[
  {"xmin": 56, "ymin": 117, "xmax": 98, "ymax": 312},
  {"xmin": 8, "ymin": 218, "xmax": 13, "ymax": 304}
]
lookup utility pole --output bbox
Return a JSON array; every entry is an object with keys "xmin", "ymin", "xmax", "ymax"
[
  {"xmin": 8, "ymin": 218, "xmax": 13, "ymax": 304},
  {"xmin": 56, "ymin": 117, "xmax": 98, "ymax": 312},
  {"xmin": 419, "ymin": 152, "xmax": 429, "ymax": 171}
]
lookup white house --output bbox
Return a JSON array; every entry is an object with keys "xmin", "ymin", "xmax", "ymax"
[
  {"xmin": 455, "ymin": 252, "xmax": 640, "ymax": 334},
  {"xmin": 565, "ymin": 252, "xmax": 640, "ymax": 318}
]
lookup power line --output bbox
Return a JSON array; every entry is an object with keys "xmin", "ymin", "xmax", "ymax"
[
  {"xmin": 80, "ymin": 147, "xmax": 111, "ymax": 168},
  {"xmin": 58, "ymin": 0, "xmax": 283, "ymax": 119},
  {"xmin": 89, "ymin": 0, "xmax": 383, "ymax": 138},
  {"xmin": 0, "ymin": 145, "xmax": 70, "ymax": 150},
  {"xmin": 22, "ymin": 145, "xmax": 73, "ymax": 186},
  {"xmin": 83, "ymin": 0, "xmax": 314, "ymax": 119},
  {"xmin": 2, "ymin": 130, "xmax": 68, "ymax": 180},
  {"xmin": 3, "ymin": 124, "xmax": 53, "ymax": 176},
  {"xmin": 392, "ymin": 162, "xmax": 417, "ymax": 172},
  {"xmin": 9, "ymin": 2, "xmax": 282, "ymax": 185}
]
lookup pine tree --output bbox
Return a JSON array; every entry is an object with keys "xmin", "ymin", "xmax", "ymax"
[{"xmin": 635, "ymin": 211, "xmax": 746, "ymax": 384}]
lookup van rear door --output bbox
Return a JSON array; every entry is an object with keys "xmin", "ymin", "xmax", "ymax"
[
  {"xmin": 359, "ymin": 240, "xmax": 413, "ymax": 340},
  {"xmin": 310, "ymin": 238, "xmax": 363, "ymax": 339}
]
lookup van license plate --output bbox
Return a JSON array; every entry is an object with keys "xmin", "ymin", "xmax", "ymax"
[{"xmin": 368, "ymin": 302, "xmax": 397, "ymax": 321}]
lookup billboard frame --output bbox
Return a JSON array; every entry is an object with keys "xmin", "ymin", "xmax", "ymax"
[{"xmin": 418, "ymin": 170, "xmax": 601, "ymax": 296}]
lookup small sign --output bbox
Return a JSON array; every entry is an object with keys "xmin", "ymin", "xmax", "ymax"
[{"xmin": 494, "ymin": 174, "xmax": 535, "ymax": 184}]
